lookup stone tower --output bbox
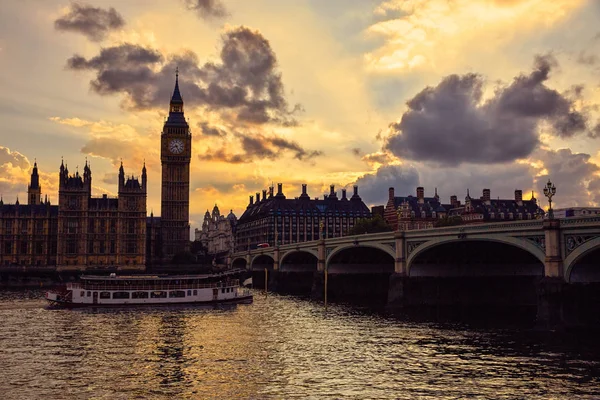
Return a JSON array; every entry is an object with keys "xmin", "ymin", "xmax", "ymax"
[
  {"xmin": 160, "ymin": 70, "xmax": 192, "ymax": 261},
  {"xmin": 28, "ymin": 161, "xmax": 41, "ymax": 205}
]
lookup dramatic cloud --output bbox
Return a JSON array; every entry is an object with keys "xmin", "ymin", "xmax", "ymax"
[
  {"xmin": 65, "ymin": 26, "xmax": 300, "ymax": 125},
  {"xmin": 198, "ymin": 133, "xmax": 322, "ymax": 164},
  {"xmin": 198, "ymin": 122, "xmax": 227, "ymax": 137},
  {"xmin": 184, "ymin": 0, "xmax": 229, "ymax": 19},
  {"xmin": 385, "ymin": 55, "xmax": 587, "ymax": 166},
  {"xmin": 54, "ymin": 3, "xmax": 125, "ymax": 42},
  {"xmin": 354, "ymin": 164, "xmax": 420, "ymax": 205},
  {"xmin": 532, "ymin": 148, "xmax": 600, "ymax": 207}
]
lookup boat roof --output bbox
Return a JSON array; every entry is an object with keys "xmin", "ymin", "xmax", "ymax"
[{"xmin": 80, "ymin": 269, "xmax": 245, "ymax": 281}]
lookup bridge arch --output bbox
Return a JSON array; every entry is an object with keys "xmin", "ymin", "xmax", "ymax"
[
  {"xmin": 407, "ymin": 237, "xmax": 546, "ymax": 276},
  {"xmin": 326, "ymin": 243, "xmax": 395, "ymax": 266},
  {"xmin": 250, "ymin": 254, "xmax": 275, "ymax": 271},
  {"xmin": 326, "ymin": 244, "xmax": 395, "ymax": 274},
  {"xmin": 231, "ymin": 257, "xmax": 247, "ymax": 269},
  {"xmin": 280, "ymin": 250, "xmax": 318, "ymax": 272},
  {"xmin": 564, "ymin": 236, "xmax": 600, "ymax": 282}
]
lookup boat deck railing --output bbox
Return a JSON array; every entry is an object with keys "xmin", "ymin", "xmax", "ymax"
[{"xmin": 67, "ymin": 279, "xmax": 241, "ymax": 291}]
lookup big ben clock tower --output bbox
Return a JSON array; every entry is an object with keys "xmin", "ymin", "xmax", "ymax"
[{"xmin": 161, "ymin": 70, "xmax": 192, "ymax": 261}]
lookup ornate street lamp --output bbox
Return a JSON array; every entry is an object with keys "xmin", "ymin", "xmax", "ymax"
[{"xmin": 543, "ymin": 179, "xmax": 556, "ymax": 219}]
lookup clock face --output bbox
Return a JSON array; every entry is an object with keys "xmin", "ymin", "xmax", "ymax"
[{"xmin": 169, "ymin": 139, "xmax": 184, "ymax": 154}]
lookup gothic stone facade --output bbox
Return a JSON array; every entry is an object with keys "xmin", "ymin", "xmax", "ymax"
[
  {"xmin": 194, "ymin": 204, "xmax": 237, "ymax": 257},
  {"xmin": 0, "ymin": 161, "xmax": 147, "ymax": 271},
  {"xmin": 160, "ymin": 72, "xmax": 192, "ymax": 261}
]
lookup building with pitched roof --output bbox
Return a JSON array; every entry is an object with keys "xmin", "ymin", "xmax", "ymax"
[
  {"xmin": 385, "ymin": 186, "xmax": 544, "ymax": 230},
  {"xmin": 235, "ymin": 184, "xmax": 371, "ymax": 252}
]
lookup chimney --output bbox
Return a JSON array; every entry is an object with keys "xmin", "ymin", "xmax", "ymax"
[
  {"xmin": 417, "ymin": 186, "xmax": 424, "ymax": 203},
  {"xmin": 389, "ymin": 187, "xmax": 395, "ymax": 200},
  {"xmin": 256, "ymin": 192, "xmax": 260, "ymax": 202},
  {"xmin": 341, "ymin": 188, "xmax": 347, "ymax": 200},
  {"xmin": 515, "ymin": 189, "xmax": 523, "ymax": 205},
  {"xmin": 329, "ymin": 185, "xmax": 337, "ymax": 199},
  {"xmin": 300, "ymin": 184, "xmax": 309, "ymax": 199},
  {"xmin": 451, "ymin": 195, "xmax": 458, "ymax": 207},
  {"xmin": 269, "ymin": 186, "xmax": 274, "ymax": 198},
  {"xmin": 262, "ymin": 189, "xmax": 267, "ymax": 201},
  {"xmin": 351, "ymin": 185, "xmax": 360, "ymax": 200},
  {"xmin": 277, "ymin": 183, "xmax": 283, "ymax": 195},
  {"xmin": 483, "ymin": 188, "xmax": 491, "ymax": 203},
  {"xmin": 249, "ymin": 195, "xmax": 254, "ymax": 205}
]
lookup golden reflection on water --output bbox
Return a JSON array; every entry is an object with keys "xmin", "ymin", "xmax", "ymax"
[{"xmin": 0, "ymin": 291, "xmax": 599, "ymax": 399}]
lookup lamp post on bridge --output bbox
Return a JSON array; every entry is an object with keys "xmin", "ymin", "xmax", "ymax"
[{"xmin": 543, "ymin": 179, "xmax": 557, "ymax": 220}]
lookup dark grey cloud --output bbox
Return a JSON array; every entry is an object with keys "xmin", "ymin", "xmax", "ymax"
[
  {"xmin": 184, "ymin": 0, "xmax": 229, "ymax": 19},
  {"xmin": 66, "ymin": 26, "xmax": 301, "ymax": 125},
  {"xmin": 351, "ymin": 147, "xmax": 361, "ymax": 156},
  {"xmin": 385, "ymin": 55, "xmax": 588, "ymax": 166},
  {"xmin": 198, "ymin": 133, "xmax": 322, "ymax": 163},
  {"xmin": 533, "ymin": 148, "xmax": 599, "ymax": 207},
  {"xmin": 198, "ymin": 122, "xmax": 226, "ymax": 137},
  {"xmin": 354, "ymin": 164, "xmax": 420, "ymax": 205},
  {"xmin": 589, "ymin": 178, "xmax": 600, "ymax": 204},
  {"xmin": 54, "ymin": 3, "xmax": 125, "ymax": 42},
  {"xmin": 589, "ymin": 122, "xmax": 600, "ymax": 139}
]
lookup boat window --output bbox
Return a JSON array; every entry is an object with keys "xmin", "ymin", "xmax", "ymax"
[
  {"xmin": 113, "ymin": 292, "xmax": 130, "ymax": 299},
  {"xmin": 221, "ymin": 288, "xmax": 225, "ymax": 294},
  {"xmin": 80, "ymin": 291, "xmax": 85, "ymax": 297},
  {"xmin": 100, "ymin": 292, "xmax": 111, "ymax": 299},
  {"xmin": 187, "ymin": 290, "xmax": 191, "ymax": 296},
  {"xmin": 151, "ymin": 291, "xmax": 167, "ymax": 298},
  {"xmin": 169, "ymin": 291, "xmax": 186, "ymax": 298},
  {"xmin": 87, "ymin": 291, "xmax": 91, "ymax": 297},
  {"xmin": 193, "ymin": 290, "xmax": 197, "ymax": 296},
  {"xmin": 132, "ymin": 291, "xmax": 148, "ymax": 299}
]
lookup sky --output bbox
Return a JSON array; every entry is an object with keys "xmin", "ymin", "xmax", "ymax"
[{"xmin": 1, "ymin": 0, "xmax": 600, "ymax": 233}]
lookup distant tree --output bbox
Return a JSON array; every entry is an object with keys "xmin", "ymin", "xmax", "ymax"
[
  {"xmin": 434, "ymin": 215, "xmax": 464, "ymax": 227},
  {"xmin": 347, "ymin": 215, "xmax": 393, "ymax": 235}
]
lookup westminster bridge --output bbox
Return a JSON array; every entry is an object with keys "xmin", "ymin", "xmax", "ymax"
[{"xmin": 231, "ymin": 217, "xmax": 600, "ymax": 325}]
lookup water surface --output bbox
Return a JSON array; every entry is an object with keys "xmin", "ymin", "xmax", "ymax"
[{"xmin": 0, "ymin": 290, "xmax": 598, "ymax": 399}]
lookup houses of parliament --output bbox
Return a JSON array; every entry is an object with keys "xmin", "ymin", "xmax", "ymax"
[{"xmin": 0, "ymin": 73, "xmax": 191, "ymax": 271}]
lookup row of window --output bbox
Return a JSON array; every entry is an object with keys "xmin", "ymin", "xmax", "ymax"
[{"xmin": 88, "ymin": 289, "xmax": 198, "ymax": 299}]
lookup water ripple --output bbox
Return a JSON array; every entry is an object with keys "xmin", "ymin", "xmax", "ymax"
[{"xmin": 0, "ymin": 290, "xmax": 599, "ymax": 399}]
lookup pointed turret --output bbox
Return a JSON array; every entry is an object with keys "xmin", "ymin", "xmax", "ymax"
[
  {"xmin": 141, "ymin": 161, "xmax": 147, "ymax": 191},
  {"xmin": 28, "ymin": 160, "xmax": 41, "ymax": 205},
  {"xmin": 171, "ymin": 67, "xmax": 183, "ymax": 106},
  {"xmin": 118, "ymin": 160, "xmax": 125, "ymax": 191}
]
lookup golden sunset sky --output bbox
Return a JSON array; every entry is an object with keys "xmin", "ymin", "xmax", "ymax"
[{"xmin": 1, "ymin": 0, "xmax": 600, "ymax": 232}]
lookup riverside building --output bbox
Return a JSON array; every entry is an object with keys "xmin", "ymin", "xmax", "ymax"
[{"xmin": 235, "ymin": 184, "xmax": 371, "ymax": 252}]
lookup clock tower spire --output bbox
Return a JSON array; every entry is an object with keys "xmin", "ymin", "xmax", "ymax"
[{"xmin": 160, "ymin": 68, "xmax": 192, "ymax": 262}]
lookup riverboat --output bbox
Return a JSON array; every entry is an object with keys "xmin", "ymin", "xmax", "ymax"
[{"xmin": 45, "ymin": 269, "xmax": 252, "ymax": 308}]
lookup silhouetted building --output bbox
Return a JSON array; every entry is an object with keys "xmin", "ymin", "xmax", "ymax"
[
  {"xmin": 385, "ymin": 186, "xmax": 544, "ymax": 230},
  {"xmin": 235, "ymin": 184, "xmax": 370, "ymax": 251},
  {"xmin": 0, "ymin": 162, "xmax": 58, "ymax": 267},
  {"xmin": 385, "ymin": 187, "xmax": 449, "ymax": 230},
  {"xmin": 450, "ymin": 189, "xmax": 543, "ymax": 223}
]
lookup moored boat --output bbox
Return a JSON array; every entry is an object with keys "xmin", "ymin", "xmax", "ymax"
[{"xmin": 45, "ymin": 268, "xmax": 252, "ymax": 308}]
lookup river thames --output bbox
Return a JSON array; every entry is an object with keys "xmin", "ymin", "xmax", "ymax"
[{"xmin": 0, "ymin": 289, "xmax": 599, "ymax": 399}]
